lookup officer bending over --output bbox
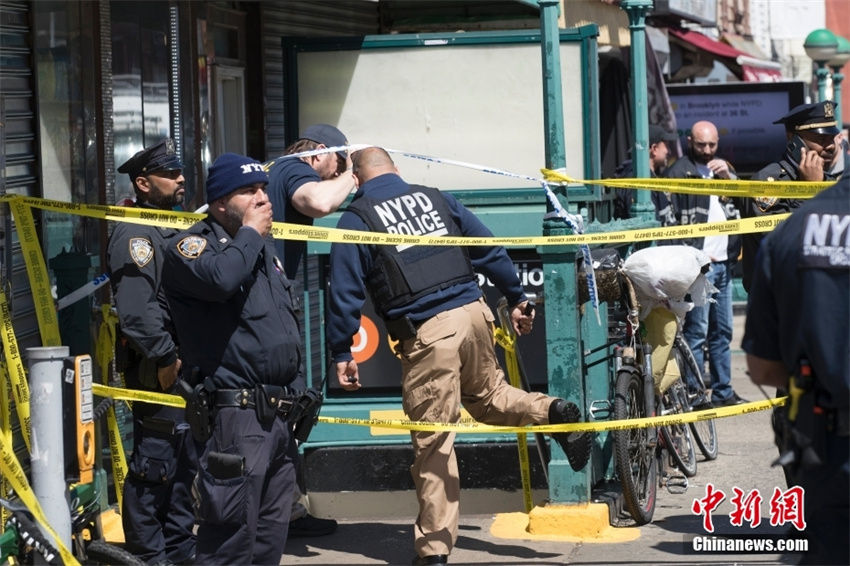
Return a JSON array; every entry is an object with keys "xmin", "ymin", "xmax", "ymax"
[
  {"xmin": 163, "ymin": 153, "xmax": 302, "ymax": 565},
  {"xmin": 327, "ymin": 147, "xmax": 591, "ymax": 566},
  {"xmin": 107, "ymin": 139, "xmax": 197, "ymax": 566},
  {"xmin": 743, "ymin": 160, "xmax": 849, "ymax": 564}
]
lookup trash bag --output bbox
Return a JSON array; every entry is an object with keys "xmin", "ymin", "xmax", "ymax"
[{"xmin": 621, "ymin": 245, "xmax": 716, "ymax": 320}]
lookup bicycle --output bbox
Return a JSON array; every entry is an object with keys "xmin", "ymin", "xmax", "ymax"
[
  {"xmin": 607, "ymin": 271, "xmax": 658, "ymax": 526},
  {"xmin": 672, "ymin": 332, "xmax": 718, "ymax": 461},
  {"xmin": 0, "ymin": 397, "xmax": 145, "ymax": 566}
]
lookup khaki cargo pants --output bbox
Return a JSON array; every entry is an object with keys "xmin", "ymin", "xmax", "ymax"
[{"xmin": 397, "ymin": 297, "xmax": 554, "ymax": 558}]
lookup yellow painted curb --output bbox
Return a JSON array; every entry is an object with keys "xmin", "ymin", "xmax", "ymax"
[
  {"xmin": 491, "ymin": 504, "xmax": 640, "ymax": 543},
  {"xmin": 100, "ymin": 507, "xmax": 125, "ymax": 543}
]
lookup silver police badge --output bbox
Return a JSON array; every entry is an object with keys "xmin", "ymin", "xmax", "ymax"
[
  {"xmin": 755, "ymin": 196, "xmax": 778, "ymax": 212},
  {"xmin": 129, "ymin": 238, "xmax": 154, "ymax": 267},
  {"xmin": 176, "ymin": 235, "xmax": 207, "ymax": 259}
]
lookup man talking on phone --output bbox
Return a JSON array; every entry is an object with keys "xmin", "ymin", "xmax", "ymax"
[{"xmin": 737, "ymin": 100, "xmax": 842, "ymax": 292}]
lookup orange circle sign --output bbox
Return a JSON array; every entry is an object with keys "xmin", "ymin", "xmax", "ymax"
[{"xmin": 351, "ymin": 315, "xmax": 380, "ymax": 364}]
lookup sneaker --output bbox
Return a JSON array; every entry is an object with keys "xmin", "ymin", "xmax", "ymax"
[
  {"xmin": 712, "ymin": 392, "xmax": 748, "ymax": 408},
  {"xmin": 288, "ymin": 513, "xmax": 338, "ymax": 537},
  {"xmin": 548, "ymin": 399, "xmax": 592, "ymax": 471}
]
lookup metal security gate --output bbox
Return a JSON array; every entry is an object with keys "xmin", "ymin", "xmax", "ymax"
[
  {"xmin": 1, "ymin": 2, "xmax": 41, "ymax": 355},
  {"xmin": 0, "ymin": 0, "xmax": 40, "ymax": 472}
]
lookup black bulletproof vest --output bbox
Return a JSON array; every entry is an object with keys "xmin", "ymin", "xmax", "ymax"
[{"xmin": 346, "ymin": 185, "xmax": 475, "ymax": 317}]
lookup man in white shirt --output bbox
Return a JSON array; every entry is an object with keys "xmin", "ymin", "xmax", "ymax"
[{"xmin": 664, "ymin": 120, "xmax": 747, "ymax": 407}]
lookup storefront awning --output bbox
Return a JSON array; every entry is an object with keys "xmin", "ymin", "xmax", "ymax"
[{"xmin": 669, "ymin": 28, "xmax": 782, "ymax": 82}]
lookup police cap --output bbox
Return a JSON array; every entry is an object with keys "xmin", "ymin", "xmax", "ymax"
[
  {"xmin": 773, "ymin": 101, "xmax": 840, "ymax": 135},
  {"xmin": 117, "ymin": 138, "xmax": 183, "ymax": 179}
]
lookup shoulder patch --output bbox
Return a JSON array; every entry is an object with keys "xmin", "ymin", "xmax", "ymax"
[
  {"xmin": 176, "ymin": 236, "xmax": 207, "ymax": 259},
  {"xmin": 129, "ymin": 238, "xmax": 154, "ymax": 267}
]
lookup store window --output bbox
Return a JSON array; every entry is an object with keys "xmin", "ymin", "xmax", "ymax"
[
  {"xmin": 33, "ymin": 1, "xmax": 97, "ymax": 261},
  {"xmin": 111, "ymin": 0, "xmax": 174, "ymax": 205}
]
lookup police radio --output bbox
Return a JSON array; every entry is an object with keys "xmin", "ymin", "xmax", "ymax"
[{"xmin": 62, "ymin": 354, "xmax": 96, "ymax": 484}]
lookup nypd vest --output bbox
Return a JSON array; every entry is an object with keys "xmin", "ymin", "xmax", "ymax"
[{"xmin": 346, "ymin": 185, "xmax": 475, "ymax": 317}]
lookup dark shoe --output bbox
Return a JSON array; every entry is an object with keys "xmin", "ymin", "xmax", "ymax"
[
  {"xmin": 412, "ymin": 554, "xmax": 448, "ymax": 566},
  {"xmin": 289, "ymin": 513, "xmax": 338, "ymax": 537},
  {"xmin": 548, "ymin": 399, "xmax": 592, "ymax": 471},
  {"xmin": 712, "ymin": 392, "xmax": 748, "ymax": 408}
]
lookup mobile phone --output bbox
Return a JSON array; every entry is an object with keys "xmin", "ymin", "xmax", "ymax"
[{"xmin": 786, "ymin": 135, "xmax": 807, "ymax": 164}]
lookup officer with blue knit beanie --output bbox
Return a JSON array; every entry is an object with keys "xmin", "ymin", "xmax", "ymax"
[{"xmin": 162, "ymin": 152, "xmax": 303, "ymax": 564}]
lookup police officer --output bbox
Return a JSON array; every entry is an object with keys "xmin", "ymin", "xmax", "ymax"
[
  {"xmin": 327, "ymin": 147, "xmax": 591, "ymax": 566},
  {"xmin": 743, "ymin": 161, "xmax": 849, "ymax": 565},
  {"xmin": 107, "ymin": 139, "xmax": 197, "ymax": 565},
  {"xmin": 162, "ymin": 153, "xmax": 301, "ymax": 565},
  {"xmin": 737, "ymin": 100, "xmax": 842, "ymax": 292}
]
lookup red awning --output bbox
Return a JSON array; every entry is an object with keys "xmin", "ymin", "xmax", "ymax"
[
  {"xmin": 669, "ymin": 28, "xmax": 783, "ymax": 82},
  {"xmin": 669, "ymin": 28, "xmax": 743, "ymax": 59}
]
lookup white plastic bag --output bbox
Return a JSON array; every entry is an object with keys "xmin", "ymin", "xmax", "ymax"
[{"xmin": 621, "ymin": 245, "xmax": 716, "ymax": 320}]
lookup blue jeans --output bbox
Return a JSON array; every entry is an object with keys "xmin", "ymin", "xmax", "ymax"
[{"xmin": 683, "ymin": 261, "xmax": 734, "ymax": 403}]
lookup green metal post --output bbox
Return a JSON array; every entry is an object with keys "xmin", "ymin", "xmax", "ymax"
[
  {"xmin": 816, "ymin": 64, "xmax": 830, "ymax": 102},
  {"xmin": 539, "ymin": 0, "xmax": 566, "ymax": 170},
  {"xmin": 830, "ymin": 67, "xmax": 844, "ymax": 125},
  {"xmin": 620, "ymin": 0, "xmax": 654, "ymax": 221},
  {"xmin": 537, "ymin": 0, "xmax": 589, "ymax": 503}
]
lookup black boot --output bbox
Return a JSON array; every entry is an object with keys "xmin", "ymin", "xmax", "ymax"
[
  {"xmin": 548, "ymin": 399, "xmax": 592, "ymax": 471},
  {"xmin": 412, "ymin": 554, "xmax": 448, "ymax": 565}
]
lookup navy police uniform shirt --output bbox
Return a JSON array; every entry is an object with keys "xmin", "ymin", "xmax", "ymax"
[
  {"xmin": 106, "ymin": 202, "xmax": 179, "ymax": 378},
  {"xmin": 326, "ymin": 172, "xmax": 526, "ymax": 364},
  {"xmin": 163, "ymin": 218, "xmax": 302, "ymax": 389},
  {"xmin": 742, "ymin": 173, "xmax": 850, "ymax": 410},
  {"xmin": 265, "ymin": 157, "xmax": 319, "ymax": 279}
]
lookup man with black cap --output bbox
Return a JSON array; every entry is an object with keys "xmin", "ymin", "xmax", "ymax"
[
  {"xmin": 264, "ymin": 123, "xmax": 357, "ymax": 279},
  {"xmin": 107, "ymin": 138, "xmax": 197, "ymax": 565},
  {"xmin": 612, "ymin": 124, "xmax": 678, "ymax": 220},
  {"xmin": 262, "ymin": 123, "xmax": 355, "ymax": 537},
  {"xmin": 162, "ymin": 153, "xmax": 302, "ymax": 564},
  {"xmin": 737, "ymin": 100, "xmax": 842, "ymax": 292}
]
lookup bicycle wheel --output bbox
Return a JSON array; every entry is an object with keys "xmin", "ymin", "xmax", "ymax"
[
  {"xmin": 659, "ymin": 380, "xmax": 697, "ymax": 477},
  {"xmin": 612, "ymin": 369, "xmax": 657, "ymax": 525},
  {"xmin": 83, "ymin": 539, "xmax": 146, "ymax": 566},
  {"xmin": 674, "ymin": 337, "xmax": 719, "ymax": 460}
]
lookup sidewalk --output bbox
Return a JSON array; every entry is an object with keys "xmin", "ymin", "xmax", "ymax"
[{"xmin": 281, "ymin": 314, "xmax": 800, "ymax": 565}]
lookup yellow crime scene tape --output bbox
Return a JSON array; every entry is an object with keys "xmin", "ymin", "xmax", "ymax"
[
  {"xmin": 317, "ymin": 396, "xmax": 786, "ymax": 434},
  {"xmin": 0, "ymin": 193, "xmax": 791, "ymax": 250},
  {"xmin": 0, "ymin": 289, "xmax": 32, "ymax": 452},
  {"xmin": 0, "ymin": 431, "xmax": 80, "ymax": 565},
  {"xmin": 1, "ymin": 360, "xmax": 12, "ymax": 531},
  {"xmin": 9, "ymin": 199, "xmax": 62, "ymax": 347},
  {"xmin": 494, "ymin": 327, "xmax": 534, "ymax": 513},
  {"xmin": 94, "ymin": 305, "xmax": 129, "ymax": 511},
  {"xmin": 542, "ymin": 168, "xmax": 831, "ymax": 198},
  {"xmin": 84, "ymin": 378, "xmax": 786, "ymax": 433}
]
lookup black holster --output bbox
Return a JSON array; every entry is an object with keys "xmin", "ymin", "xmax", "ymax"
[
  {"xmin": 384, "ymin": 316, "xmax": 417, "ymax": 341},
  {"xmin": 287, "ymin": 388, "xmax": 324, "ymax": 443},
  {"xmin": 255, "ymin": 384, "xmax": 284, "ymax": 428},
  {"xmin": 178, "ymin": 378, "xmax": 213, "ymax": 443}
]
